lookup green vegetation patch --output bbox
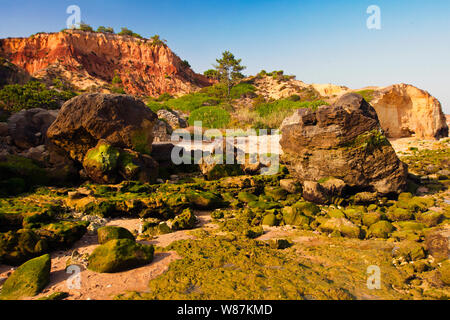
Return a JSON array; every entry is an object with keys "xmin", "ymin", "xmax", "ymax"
[
  {"xmin": 0, "ymin": 81, "xmax": 76, "ymax": 113},
  {"xmin": 188, "ymin": 106, "xmax": 231, "ymax": 129}
]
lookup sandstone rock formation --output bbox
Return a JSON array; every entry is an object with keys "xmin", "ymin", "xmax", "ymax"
[
  {"xmin": 280, "ymin": 93, "xmax": 408, "ymax": 199},
  {"xmin": 247, "ymin": 75, "xmax": 448, "ymax": 139},
  {"xmin": 47, "ymin": 93, "xmax": 159, "ymax": 183},
  {"xmin": 0, "ymin": 30, "xmax": 214, "ymax": 96},
  {"xmin": 369, "ymin": 84, "xmax": 448, "ymax": 139}
]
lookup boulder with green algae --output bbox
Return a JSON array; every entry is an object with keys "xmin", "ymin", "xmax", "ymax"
[
  {"xmin": 368, "ymin": 221, "xmax": 394, "ymax": 239},
  {"xmin": 394, "ymin": 221, "xmax": 425, "ymax": 231},
  {"xmin": 97, "ymin": 226, "xmax": 135, "ymax": 244},
  {"xmin": 88, "ymin": 239, "xmax": 154, "ymax": 273},
  {"xmin": 35, "ymin": 221, "xmax": 89, "ymax": 250},
  {"xmin": 439, "ymin": 260, "xmax": 450, "ymax": 285},
  {"xmin": 264, "ymin": 186, "xmax": 288, "ymax": 201},
  {"xmin": 362, "ymin": 211, "xmax": 381, "ymax": 226},
  {"xmin": 343, "ymin": 207, "xmax": 363, "ymax": 224},
  {"xmin": 416, "ymin": 211, "xmax": 443, "ymax": 227},
  {"xmin": 282, "ymin": 206, "xmax": 310, "ymax": 227},
  {"xmin": 386, "ymin": 207, "xmax": 413, "ymax": 221},
  {"xmin": 37, "ymin": 292, "xmax": 69, "ymax": 300},
  {"xmin": 248, "ymin": 201, "xmax": 281, "ymax": 212},
  {"xmin": 169, "ymin": 208, "xmax": 198, "ymax": 231},
  {"xmin": 0, "ymin": 254, "xmax": 51, "ymax": 300},
  {"xmin": 327, "ymin": 208, "xmax": 345, "ymax": 219},
  {"xmin": 0, "ymin": 229, "xmax": 48, "ymax": 266},
  {"xmin": 82, "ymin": 141, "xmax": 158, "ymax": 184},
  {"xmin": 269, "ymin": 239, "xmax": 293, "ymax": 249},
  {"xmin": 319, "ymin": 218, "xmax": 361, "ymax": 239},
  {"xmin": 237, "ymin": 191, "xmax": 258, "ymax": 203},
  {"xmin": 262, "ymin": 213, "xmax": 278, "ymax": 226},
  {"xmin": 186, "ymin": 191, "xmax": 225, "ymax": 209}
]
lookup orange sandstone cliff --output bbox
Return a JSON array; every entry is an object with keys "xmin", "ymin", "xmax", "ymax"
[{"xmin": 0, "ymin": 30, "xmax": 214, "ymax": 96}]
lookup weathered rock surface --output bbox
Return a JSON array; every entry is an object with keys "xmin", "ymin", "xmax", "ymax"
[
  {"xmin": 0, "ymin": 30, "xmax": 214, "ymax": 96},
  {"xmin": 7, "ymin": 108, "xmax": 58, "ymax": 149},
  {"xmin": 157, "ymin": 109, "xmax": 187, "ymax": 129},
  {"xmin": 280, "ymin": 93, "xmax": 408, "ymax": 196},
  {"xmin": 369, "ymin": 84, "xmax": 448, "ymax": 139},
  {"xmin": 48, "ymin": 93, "xmax": 157, "ymax": 161}
]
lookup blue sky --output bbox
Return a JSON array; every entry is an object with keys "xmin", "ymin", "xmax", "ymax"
[{"xmin": 1, "ymin": 0, "xmax": 449, "ymax": 113}]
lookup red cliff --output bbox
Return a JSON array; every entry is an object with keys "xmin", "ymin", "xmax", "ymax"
[{"xmin": 0, "ymin": 30, "xmax": 214, "ymax": 96}]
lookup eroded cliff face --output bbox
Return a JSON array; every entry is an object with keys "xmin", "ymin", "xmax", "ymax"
[
  {"xmin": 0, "ymin": 30, "xmax": 214, "ymax": 96},
  {"xmin": 369, "ymin": 84, "xmax": 448, "ymax": 139}
]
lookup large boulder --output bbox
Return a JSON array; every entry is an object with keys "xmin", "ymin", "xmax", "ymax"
[
  {"xmin": 7, "ymin": 108, "xmax": 58, "ymax": 149},
  {"xmin": 47, "ymin": 94, "xmax": 159, "ymax": 183},
  {"xmin": 280, "ymin": 93, "xmax": 408, "ymax": 196},
  {"xmin": 0, "ymin": 254, "xmax": 51, "ymax": 300},
  {"xmin": 47, "ymin": 93, "xmax": 158, "ymax": 162}
]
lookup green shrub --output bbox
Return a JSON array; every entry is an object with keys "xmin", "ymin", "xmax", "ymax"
[
  {"xmin": 164, "ymin": 93, "xmax": 220, "ymax": 113},
  {"xmin": 97, "ymin": 26, "xmax": 114, "ymax": 34},
  {"xmin": 0, "ymin": 81, "xmax": 76, "ymax": 113},
  {"xmin": 229, "ymin": 83, "xmax": 256, "ymax": 99},
  {"xmin": 354, "ymin": 89, "xmax": 375, "ymax": 103},
  {"xmin": 188, "ymin": 106, "xmax": 231, "ymax": 128}
]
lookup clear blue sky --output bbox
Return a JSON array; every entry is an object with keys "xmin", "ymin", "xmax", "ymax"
[{"xmin": 1, "ymin": 0, "xmax": 449, "ymax": 113}]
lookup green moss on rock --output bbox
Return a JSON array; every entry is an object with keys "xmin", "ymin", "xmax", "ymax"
[
  {"xmin": 368, "ymin": 221, "xmax": 394, "ymax": 239},
  {"xmin": 97, "ymin": 226, "xmax": 135, "ymax": 244},
  {"xmin": 319, "ymin": 218, "xmax": 361, "ymax": 239},
  {"xmin": 170, "ymin": 208, "xmax": 198, "ymax": 231},
  {"xmin": 0, "ymin": 229, "xmax": 48, "ymax": 266},
  {"xmin": 88, "ymin": 239, "xmax": 154, "ymax": 273},
  {"xmin": 0, "ymin": 254, "xmax": 51, "ymax": 300}
]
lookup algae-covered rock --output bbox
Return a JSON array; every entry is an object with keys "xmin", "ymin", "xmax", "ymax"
[
  {"xmin": 281, "ymin": 206, "xmax": 310, "ymax": 227},
  {"xmin": 237, "ymin": 192, "xmax": 258, "ymax": 203},
  {"xmin": 386, "ymin": 207, "xmax": 413, "ymax": 221},
  {"xmin": 36, "ymin": 221, "xmax": 89, "ymax": 250},
  {"xmin": 439, "ymin": 260, "xmax": 450, "ymax": 285},
  {"xmin": 262, "ymin": 213, "xmax": 278, "ymax": 226},
  {"xmin": 169, "ymin": 208, "xmax": 198, "ymax": 231},
  {"xmin": 319, "ymin": 218, "xmax": 361, "ymax": 239},
  {"xmin": 0, "ymin": 229, "xmax": 48, "ymax": 266},
  {"xmin": 87, "ymin": 239, "xmax": 154, "ymax": 273},
  {"xmin": 269, "ymin": 239, "xmax": 293, "ymax": 249},
  {"xmin": 264, "ymin": 186, "xmax": 288, "ymax": 201},
  {"xmin": 368, "ymin": 221, "xmax": 394, "ymax": 239},
  {"xmin": 328, "ymin": 208, "xmax": 346, "ymax": 219},
  {"xmin": 362, "ymin": 211, "xmax": 381, "ymax": 226},
  {"xmin": 37, "ymin": 292, "xmax": 69, "ymax": 300},
  {"xmin": 343, "ymin": 207, "xmax": 363, "ymax": 224},
  {"xmin": 0, "ymin": 254, "xmax": 51, "ymax": 300},
  {"xmin": 416, "ymin": 211, "xmax": 443, "ymax": 227},
  {"xmin": 186, "ymin": 190, "xmax": 224, "ymax": 209},
  {"xmin": 394, "ymin": 221, "xmax": 425, "ymax": 231},
  {"xmin": 82, "ymin": 140, "xmax": 120, "ymax": 184},
  {"xmin": 97, "ymin": 226, "xmax": 135, "ymax": 244}
]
